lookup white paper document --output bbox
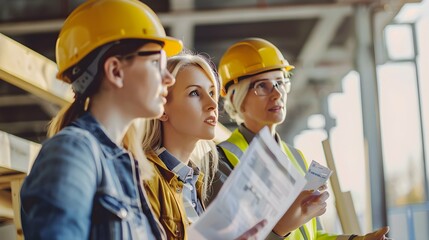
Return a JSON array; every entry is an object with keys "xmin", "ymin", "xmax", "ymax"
[
  {"xmin": 188, "ymin": 127, "xmax": 307, "ymax": 240},
  {"xmin": 303, "ymin": 160, "xmax": 333, "ymax": 191}
]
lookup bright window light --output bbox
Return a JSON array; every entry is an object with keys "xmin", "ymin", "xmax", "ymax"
[
  {"xmin": 384, "ymin": 24, "xmax": 415, "ymax": 60},
  {"xmin": 394, "ymin": 3, "xmax": 422, "ymax": 23},
  {"xmin": 307, "ymin": 114, "xmax": 325, "ymax": 129}
]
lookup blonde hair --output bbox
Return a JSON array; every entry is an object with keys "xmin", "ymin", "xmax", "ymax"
[
  {"xmin": 222, "ymin": 79, "xmax": 251, "ymax": 124},
  {"xmin": 222, "ymin": 69, "xmax": 291, "ymax": 124},
  {"xmin": 141, "ymin": 51, "xmax": 220, "ymax": 202}
]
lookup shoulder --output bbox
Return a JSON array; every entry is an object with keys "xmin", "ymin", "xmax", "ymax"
[
  {"xmin": 27, "ymin": 127, "xmax": 99, "ymax": 186},
  {"xmin": 44, "ymin": 127, "xmax": 95, "ymax": 150},
  {"xmin": 37, "ymin": 127, "xmax": 95, "ymax": 161},
  {"xmin": 143, "ymin": 153, "xmax": 170, "ymax": 192}
]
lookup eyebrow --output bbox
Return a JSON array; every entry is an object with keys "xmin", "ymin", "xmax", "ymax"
[{"xmin": 186, "ymin": 84, "xmax": 216, "ymax": 89}]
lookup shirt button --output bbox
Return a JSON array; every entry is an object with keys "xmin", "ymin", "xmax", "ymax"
[
  {"xmin": 189, "ymin": 185, "xmax": 194, "ymax": 191},
  {"xmin": 192, "ymin": 202, "xmax": 196, "ymax": 207},
  {"xmin": 119, "ymin": 208, "xmax": 128, "ymax": 218}
]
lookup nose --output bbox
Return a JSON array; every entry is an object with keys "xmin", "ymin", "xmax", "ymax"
[
  {"xmin": 206, "ymin": 95, "xmax": 218, "ymax": 112},
  {"xmin": 270, "ymin": 84, "xmax": 282, "ymax": 100},
  {"xmin": 162, "ymin": 69, "xmax": 175, "ymax": 87}
]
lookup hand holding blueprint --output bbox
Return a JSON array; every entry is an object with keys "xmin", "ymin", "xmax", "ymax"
[{"xmin": 188, "ymin": 127, "xmax": 307, "ymax": 240}]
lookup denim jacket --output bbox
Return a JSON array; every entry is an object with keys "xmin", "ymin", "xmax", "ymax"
[{"xmin": 20, "ymin": 113, "xmax": 165, "ymax": 240}]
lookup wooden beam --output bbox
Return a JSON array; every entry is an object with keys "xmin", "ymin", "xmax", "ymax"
[
  {"xmin": 0, "ymin": 95, "xmax": 39, "ymax": 107},
  {"xmin": 0, "ymin": 33, "xmax": 73, "ymax": 107},
  {"xmin": 322, "ymin": 139, "xmax": 362, "ymax": 234},
  {"xmin": 0, "ymin": 4, "xmax": 353, "ymax": 35},
  {"xmin": 0, "ymin": 121, "xmax": 49, "ymax": 135},
  {"xmin": 0, "ymin": 131, "xmax": 41, "ymax": 174},
  {"xmin": 0, "ymin": 174, "xmax": 27, "ymax": 184},
  {"xmin": 11, "ymin": 178, "xmax": 25, "ymax": 239},
  {"xmin": 0, "ymin": 190, "xmax": 13, "ymax": 219},
  {"xmin": 0, "ymin": 182, "xmax": 10, "ymax": 190}
]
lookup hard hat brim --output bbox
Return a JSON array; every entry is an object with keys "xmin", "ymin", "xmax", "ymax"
[
  {"xmin": 56, "ymin": 36, "xmax": 183, "ymax": 80},
  {"xmin": 152, "ymin": 36, "xmax": 183, "ymax": 57}
]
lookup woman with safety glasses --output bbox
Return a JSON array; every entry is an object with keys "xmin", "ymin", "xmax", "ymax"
[
  {"xmin": 19, "ymin": 0, "xmax": 182, "ymax": 239},
  {"xmin": 208, "ymin": 38, "xmax": 390, "ymax": 240}
]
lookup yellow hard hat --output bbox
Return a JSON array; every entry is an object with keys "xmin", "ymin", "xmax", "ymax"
[
  {"xmin": 218, "ymin": 38, "xmax": 294, "ymax": 96},
  {"xmin": 56, "ymin": 0, "xmax": 183, "ymax": 81}
]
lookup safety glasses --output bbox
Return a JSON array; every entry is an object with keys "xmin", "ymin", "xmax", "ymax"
[
  {"xmin": 248, "ymin": 78, "xmax": 291, "ymax": 96},
  {"xmin": 117, "ymin": 50, "xmax": 167, "ymax": 76}
]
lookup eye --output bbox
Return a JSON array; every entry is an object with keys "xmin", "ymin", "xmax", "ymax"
[
  {"xmin": 277, "ymin": 80, "xmax": 285, "ymax": 86},
  {"xmin": 209, "ymin": 90, "xmax": 215, "ymax": 97},
  {"xmin": 189, "ymin": 90, "xmax": 200, "ymax": 96},
  {"xmin": 255, "ymin": 82, "xmax": 268, "ymax": 89},
  {"xmin": 151, "ymin": 59, "xmax": 160, "ymax": 66}
]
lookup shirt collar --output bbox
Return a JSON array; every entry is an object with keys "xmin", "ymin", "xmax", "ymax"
[
  {"xmin": 156, "ymin": 147, "xmax": 199, "ymax": 182},
  {"xmin": 239, "ymin": 123, "xmax": 282, "ymax": 144}
]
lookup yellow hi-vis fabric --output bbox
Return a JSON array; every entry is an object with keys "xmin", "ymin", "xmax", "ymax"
[{"xmin": 219, "ymin": 129, "xmax": 337, "ymax": 240}]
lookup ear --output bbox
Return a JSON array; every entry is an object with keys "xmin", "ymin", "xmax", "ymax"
[
  {"xmin": 159, "ymin": 112, "xmax": 168, "ymax": 122},
  {"xmin": 104, "ymin": 57, "xmax": 124, "ymax": 88}
]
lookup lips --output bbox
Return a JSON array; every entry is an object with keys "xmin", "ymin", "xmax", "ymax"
[
  {"xmin": 204, "ymin": 116, "xmax": 217, "ymax": 126},
  {"xmin": 268, "ymin": 105, "xmax": 283, "ymax": 111},
  {"xmin": 161, "ymin": 89, "xmax": 168, "ymax": 98},
  {"xmin": 160, "ymin": 89, "xmax": 168, "ymax": 103}
]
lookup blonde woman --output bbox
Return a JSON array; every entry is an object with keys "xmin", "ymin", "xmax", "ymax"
[
  {"xmin": 210, "ymin": 38, "xmax": 390, "ymax": 240},
  {"xmin": 140, "ymin": 52, "xmax": 219, "ymax": 239},
  {"xmin": 19, "ymin": 0, "xmax": 182, "ymax": 239}
]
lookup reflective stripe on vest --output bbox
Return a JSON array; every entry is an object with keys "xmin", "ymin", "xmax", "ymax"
[
  {"xmin": 218, "ymin": 141, "xmax": 242, "ymax": 167},
  {"xmin": 219, "ymin": 140, "xmax": 307, "ymax": 173},
  {"xmin": 284, "ymin": 143, "xmax": 306, "ymax": 173}
]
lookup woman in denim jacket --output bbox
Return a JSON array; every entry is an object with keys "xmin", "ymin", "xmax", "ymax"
[{"xmin": 19, "ymin": 0, "xmax": 182, "ymax": 239}]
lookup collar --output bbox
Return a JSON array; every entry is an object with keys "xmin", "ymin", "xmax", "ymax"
[
  {"xmin": 71, "ymin": 112, "xmax": 127, "ymax": 157},
  {"xmin": 156, "ymin": 147, "xmax": 200, "ymax": 182},
  {"xmin": 239, "ymin": 123, "xmax": 282, "ymax": 145}
]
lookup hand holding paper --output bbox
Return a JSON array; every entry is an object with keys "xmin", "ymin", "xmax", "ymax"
[
  {"xmin": 188, "ymin": 127, "xmax": 307, "ymax": 240},
  {"xmin": 303, "ymin": 160, "xmax": 333, "ymax": 191}
]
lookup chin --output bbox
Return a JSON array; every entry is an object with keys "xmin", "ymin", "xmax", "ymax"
[
  {"xmin": 142, "ymin": 107, "xmax": 163, "ymax": 119},
  {"xmin": 201, "ymin": 131, "xmax": 215, "ymax": 140}
]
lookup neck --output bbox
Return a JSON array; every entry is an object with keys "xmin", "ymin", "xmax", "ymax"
[
  {"xmin": 90, "ymin": 95, "xmax": 133, "ymax": 146},
  {"xmin": 244, "ymin": 122, "xmax": 277, "ymax": 137},
  {"xmin": 161, "ymin": 125, "xmax": 198, "ymax": 165}
]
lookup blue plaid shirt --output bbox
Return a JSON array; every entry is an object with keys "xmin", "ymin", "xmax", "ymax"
[{"xmin": 156, "ymin": 148, "xmax": 204, "ymax": 222}]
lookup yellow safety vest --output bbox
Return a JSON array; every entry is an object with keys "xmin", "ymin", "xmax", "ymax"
[{"xmin": 218, "ymin": 129, "xmax": 337, "ymax": 240}]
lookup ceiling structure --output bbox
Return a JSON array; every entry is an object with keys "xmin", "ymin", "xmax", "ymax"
[{"xmin": 0, "ymin": 0, "xmax": 415, "ymax": 143}]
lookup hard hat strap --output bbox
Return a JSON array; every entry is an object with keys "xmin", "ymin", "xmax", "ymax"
[{"xmin": 71, "ymin": 41, "xmax": 118, "ymax": 96}]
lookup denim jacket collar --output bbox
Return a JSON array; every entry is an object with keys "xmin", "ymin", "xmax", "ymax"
[{"xmin": 71, "ymin": 112, "xmax": 128, "ymax": 158}]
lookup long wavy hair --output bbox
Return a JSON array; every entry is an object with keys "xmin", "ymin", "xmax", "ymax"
[{"xmin": 140, "ymin": 51, "xmax": 220, "ymax": 202}]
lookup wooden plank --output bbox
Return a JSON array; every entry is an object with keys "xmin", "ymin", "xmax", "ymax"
[
  {"xmin": 0, "ymin": 174, "xmax": 27, "ymax": 184},
  {"xmin": 0, "ymin": 190, "xmax": 13, "ymax": 219},
  {"xmin": 11, "ymin": 178, "xmax": 25, "ymax": 239},
  {"xmin": 0, "ymin": 33, "xmax": 73, "ymax": 107},
  {"xmin": 322, "ymin": 139, "xmax": 362, "ymax": 234},
  {"xmin": 0, "ymin": 182, "xmax": 10, "ymax": 190},
  {"xmin": 0, "ymin": 131, "xmax": 41, "ymax": 174}
]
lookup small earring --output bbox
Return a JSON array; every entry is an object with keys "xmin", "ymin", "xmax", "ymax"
[
  {"xmin": 115, "ymin": 77, "xmax": 124, "ymax": 88},
  {"xmin": 160, "ymin": 112, "xmax": 168, "ymax": 121}
]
